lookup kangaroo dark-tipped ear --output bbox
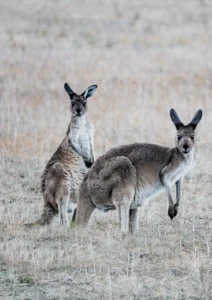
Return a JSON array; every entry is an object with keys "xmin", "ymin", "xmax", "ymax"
[
  {"xmin": 81, "ymin": 85, "xmax": 97, "ymax": 99},
  {"xmin": 170, "ymin": 109, "xmax": 184, "ymax": 130},
  {"xmin": 64, "ymin": 83, "xmax": 75, "ymax": 99},
  {"xmin": 188, "ymin": 109, "xmax": 203, "ymax": 130}
]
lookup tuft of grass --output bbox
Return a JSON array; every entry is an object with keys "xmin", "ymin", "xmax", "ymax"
[
  {"xmin": 70, "ymin": 222, "xmax": 76, "ymax": 229},
  {"xmin": 18, "ymin": 274, "xmax": 34, "ymax": 285}
]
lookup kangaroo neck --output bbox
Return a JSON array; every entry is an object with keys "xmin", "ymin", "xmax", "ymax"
[
  {"xmin": 66, "ymin": 114, "xmax": 87, "ymax": 137},
  {"xmin": 176, "ymin": 147, "xmax": 195, "ymax": 164},
  {"xmin": 185, "ymin": 148, "xmax": 194, "ymax": 164},
  {"xmin": 71, "ymin": 114, "xmax": 87, "ymax": 127}
]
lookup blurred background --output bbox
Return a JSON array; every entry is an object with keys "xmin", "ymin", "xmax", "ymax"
[{"xmin": 0, "ymin": 0, "xmax": 212, "ymax": 161}]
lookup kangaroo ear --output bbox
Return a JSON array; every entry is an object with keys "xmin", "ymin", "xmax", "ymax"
[
  {"xmin": 188, "ymin": 109, "xmax": 203, "ymax": 130},
  {"xmin": 64, "ymin": 83, "xmax": 75, "ymax": 99},
  {"xmin": 170, "ymin": 109, "xmax": 184, "ymax": 130},
  {"xmin": 82, "ymin": 85, "xmax": 97, "ymax": 99}
]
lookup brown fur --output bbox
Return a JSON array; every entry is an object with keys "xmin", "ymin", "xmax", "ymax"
[{"xmin": 38, "ymin": 137, "xmax": 87, "ymax": 225}]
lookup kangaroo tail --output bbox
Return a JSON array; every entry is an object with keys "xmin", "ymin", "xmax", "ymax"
[
  {"xmin": 37, "ymin": 202, "xmax": 58, "ymax": 225},
  {"xmin": 25, "ymin": 202, "xmax": 58, "ymax": 227}
]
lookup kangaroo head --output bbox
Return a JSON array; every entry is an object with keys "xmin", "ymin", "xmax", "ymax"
[
  {"xmin": 64, "ymin": 83, "xmax": 97, "ymax": 117},
  {"xmin": 170, "ymin": 109, "xmax": 203, "ymax": 155}
]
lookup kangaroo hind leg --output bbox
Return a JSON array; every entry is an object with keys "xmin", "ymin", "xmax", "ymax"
[
  {"xmin": 110, "ymin": 157, "xmax": 136, "ymax": 237},
  {"xmin": 58, "ymin": 193, "xmax": 70, "ymax": 227},
  {"xmin": 112, "ymin": 185, "xmax": 135, "ymax": 237},
  {"xmin": 118, "ymin": 202, "xmax": 131, "ymax": 235},
  {"xmin": 129, "ymin": 208, "xmax": 139, "ymax": 235}
]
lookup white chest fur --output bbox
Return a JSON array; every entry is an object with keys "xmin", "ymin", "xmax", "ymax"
[
  {"xmin": 78, "ymin": 123, "xmax": 93, "ymax": 158},
  {"xmin": 69, "ymin": 115, "xmax": 93, "ymax": 161}
]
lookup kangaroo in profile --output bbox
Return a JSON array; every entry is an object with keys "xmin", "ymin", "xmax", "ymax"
[
  {"xmin": 76, "ymin": 109, "xmax": 203, "ymax": 235},
  {"xmin": 35, "ymin": 82, "xmax": 97, "ymax": 227}
]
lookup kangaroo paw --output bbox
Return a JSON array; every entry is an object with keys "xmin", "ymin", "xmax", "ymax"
[
  {"xmin": 173, "ymin": 203, "xmax": 179, "ymax": 217},
  {"xmin": 168, "ymin": 207, "xmax": 175, "ymax": 220}
]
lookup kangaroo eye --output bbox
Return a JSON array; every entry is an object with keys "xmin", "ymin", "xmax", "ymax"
[
  {"xmin": 177, "ymin": 136, "xmax": 181, "ymax": 141},
  {"xmin": 191, "ymin": 136, "xmax": 194, "ymax": 141}
]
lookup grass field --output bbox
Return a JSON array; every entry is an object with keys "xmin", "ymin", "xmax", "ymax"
[{"xmin": 1, "ymin": 0, "xmax": 212, "ymax": 299}]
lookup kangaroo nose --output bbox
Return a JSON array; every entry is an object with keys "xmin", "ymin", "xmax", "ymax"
[
  {"xmin": 183, "ymin": 144, "xmax": 189, "ymax": 151},
  {"xmin": 76, "ymin": 108, "xmax": 81, "ymax": 114}
]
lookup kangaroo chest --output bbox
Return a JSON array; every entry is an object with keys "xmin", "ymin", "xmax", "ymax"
[
  {"xmin": 167, "ymin": 155, "xmax": 195, "ymax": 184},
  {"xmin": 132, "ymin": 182, "xmax": 164, "ymax": 208},
  {"xmin": 78, "ymin": 125, "xmax": 92, "ymax": 157},
  {"xmin": 71, "ymin": 121, "xmax": 93, "ymax": 158}
]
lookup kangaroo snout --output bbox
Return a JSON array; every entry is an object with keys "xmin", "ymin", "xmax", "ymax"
[
  {"xmin": 75, "ymin": 107, "xmax": 83, "ymax": 116},
  {"xmin": 180, "ymin": 136, "xmax": 193, "ymax": 154},
  {"xmin": 182, "ymin": 143, "xmax": 190, "ymax": 153}
]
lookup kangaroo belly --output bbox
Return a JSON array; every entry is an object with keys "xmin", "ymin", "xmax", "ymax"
[
  {"xmin": 79, "ymin": 134, "xmax": 92, "ymax": 159},
  {"xmin": 131, "ymin": 182, "xmax": 164, "ymax": 209}
]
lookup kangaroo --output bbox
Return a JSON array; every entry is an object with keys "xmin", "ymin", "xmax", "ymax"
[
  {"xmin": 34, "ymin": 82, "xmax": 97, "ymax": 227},
  {"xmin": 76, "ymin": 109, "xmax": 203, "ymax": 235}
]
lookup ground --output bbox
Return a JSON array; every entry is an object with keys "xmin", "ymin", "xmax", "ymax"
[{"xmin": 0, "ymin": 0, "xmax": 212, "ymax": 299}]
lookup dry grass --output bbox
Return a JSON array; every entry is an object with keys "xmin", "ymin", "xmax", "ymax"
[{"xmin": 0, "ymin": 0, "xmax": 212, "ymax": 299}]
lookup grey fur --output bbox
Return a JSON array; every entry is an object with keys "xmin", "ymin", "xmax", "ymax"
[
  {"xmin": 76, "ymin": 109, "xmax": 203, "ymax": 235},
  {"xmin": 34, "ymin": 83, "xmax": 97, "ymax": 227}
]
